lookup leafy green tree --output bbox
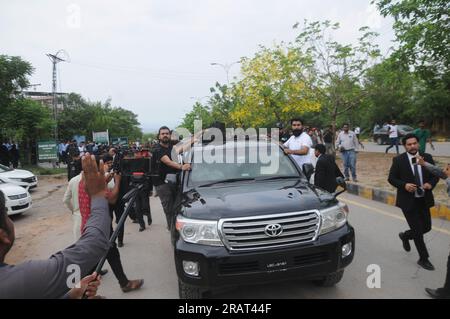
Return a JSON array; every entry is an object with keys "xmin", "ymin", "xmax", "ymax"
[
  {"xmin": 293, "ymin": 20, "xmax": 381, "ymax": 146},
  {"xmin": 374, "ymin": 0, "xmax": 450, "ymax": 133}
]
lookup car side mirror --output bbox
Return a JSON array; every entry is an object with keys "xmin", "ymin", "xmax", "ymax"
[
  {"xmin": 165, "ymin": 174, "xmax": 178, "ymax": 185},
  {"xmin": 302, "ymin": 163, "xmax": 314, "ymax": 182}
]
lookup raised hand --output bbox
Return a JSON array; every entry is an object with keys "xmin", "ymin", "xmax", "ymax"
[{"xmin": 81, "ymin": 153, "xmax": 106, "ymax": 198}]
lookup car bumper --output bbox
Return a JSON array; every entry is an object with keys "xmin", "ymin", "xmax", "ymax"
[
  {"xmin": 6, "ymin": 197, "xmax": 33, "ymax": 216},
  {"xmin": 175, "ymin": 224, "xmax": 355, "ymax": 289}
]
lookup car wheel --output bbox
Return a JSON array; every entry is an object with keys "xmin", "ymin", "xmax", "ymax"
[
  {"xmin": 376, "ymin": 137, "xmax": 383, "ymax": 145},
  {"xmin": 178, "ymin": 279, "xmax": 206, "ymax": 299},
  {"xmin": 313, "ymin": 270, "xmax": 344, "ymax": 287}
]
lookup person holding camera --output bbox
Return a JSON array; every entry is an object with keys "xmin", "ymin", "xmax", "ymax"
[
  {"xmin": 78, "ymin": 155, "xmax": 144, "ymax": 293},
  {"xmin": 152, "ymin": 126, "xmax": 191, "ymax": 231},
  {"xmin": 388, "ymin": 134, "xmax": 439, "ymax": 271},
  {"xmin": 0, "ymin": 154, "xmax": 110, "ymax": 298}
]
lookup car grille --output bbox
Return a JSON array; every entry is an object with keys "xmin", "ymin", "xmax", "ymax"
[
  {"xmin": 219, "ymin": 210, "xmax": 320, "ymax": 252},
  {"xmin": 8, "ymin": 193, "xmax": 28, "ymax": 200},
  {"xmin": 12, "ymin": 203, "xmax": 29, "ymax": 211},
  {"xmin": 22, "ymin": 177, "xmax": 36, "ymax": 183}
]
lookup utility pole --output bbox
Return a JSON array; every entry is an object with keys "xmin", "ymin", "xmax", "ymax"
[{"xmin": 46, "ymin": 50, "xmax": 69, "ymax": 142}]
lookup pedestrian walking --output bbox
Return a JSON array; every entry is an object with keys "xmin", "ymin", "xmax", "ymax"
[
  {"xmin": 388, "ymin": 133, "xmax": 439, "ymax": 271},
  {"xmin": 385, "ymin": 119, "xmax": 400, "ymax": 154},
  {"xmin": 336, "ymin": 124, "xmax": 359, "ymax": 182}
]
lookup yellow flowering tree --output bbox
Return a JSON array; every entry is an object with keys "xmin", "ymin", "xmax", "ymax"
[{"xmin": 230, "ymin": 45, "xmax": 320, "ymax": 128}]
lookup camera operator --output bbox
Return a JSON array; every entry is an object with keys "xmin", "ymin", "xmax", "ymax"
[
  {"xmin": 78, "ymin": 154, "xmax": 144, "ymax": 293},
  {"xmin": 0, "ymin": 154, "xmax": 110, "ymax": 298},
  {"xmin": 152, "ymin": 126, "xmax": 191, "ymax": 230}
]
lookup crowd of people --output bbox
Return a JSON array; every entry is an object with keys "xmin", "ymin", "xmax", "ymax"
[
  {"xmin": 0, "ymin": 142, "xmax": 20, "ymax": 168},
  {"xmin": 0, "ymin": 119, "xmax": 449, "ymax": 299}
]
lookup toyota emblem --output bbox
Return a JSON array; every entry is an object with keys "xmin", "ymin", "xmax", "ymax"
[{"xmin": 264, "ymin": 224, "xmax": 283, "ymax": 237}]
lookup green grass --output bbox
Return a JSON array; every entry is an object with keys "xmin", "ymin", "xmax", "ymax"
[{"xmin": 20, "ymin": 166, "xmax": 67, "ymax": 176}]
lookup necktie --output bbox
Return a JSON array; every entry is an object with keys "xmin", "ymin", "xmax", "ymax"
[{"xmin": 413, "ymin": 162, "xmax": 424, "ymax": 197}]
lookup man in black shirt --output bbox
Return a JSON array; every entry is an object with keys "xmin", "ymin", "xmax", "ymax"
[{"xmin": 152, "ymin": 126, "xmax": 191, "ymax": 230}]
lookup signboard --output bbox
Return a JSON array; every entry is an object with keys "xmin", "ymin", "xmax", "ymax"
[
  {"xmin": 93, "ymin": 130, "xmax": 109, "ymax": 144},
  {"xmin": 73, "ymin": 135, "xmax": 86, "ymax": 144},
  {"xmin": 111, "ymin": 137, "xmax": 129, "ymax": 146},
  {"xmin": 37, "ymin": 141, "xmax": 58, "ymax": 161}
]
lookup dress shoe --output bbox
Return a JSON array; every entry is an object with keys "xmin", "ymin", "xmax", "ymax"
[
  {"xmin": 425, "ymin": 288, "xmax": 450, "ymax": 299},
  {"xmin": 98, "ymin": 269, "xmax": 108, "ymax": 276},
  {"xmin": 139, "ymin": 226, "xmax": 145, "ymax": 232},
  {"xmin": 121, "ymin": 279, "xmax": 144, "ymax": 293},
  {"xmin": 132, "ymin": 219, "xmax": 139, "ymax": 224},
  {"xmin": 399, "ymin": 232, "xmax": 411, "ymax": 252},
  {"xmin": 417, "ymin": 259, "xmax": 435, "ymax": 271},
  {"xmin": 148, "ymin": 219, "xmax": 152, "ymax": 226},
  {"xmin": 117, "ymin": 241, "xmax": 123, "ymax": 248}
]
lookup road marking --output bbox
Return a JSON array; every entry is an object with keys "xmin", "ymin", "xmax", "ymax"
[{"xmin": 341, "ymin": 197, "xmax": 450, "ymax": 236}]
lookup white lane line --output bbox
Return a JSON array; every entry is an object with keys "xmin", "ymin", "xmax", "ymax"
[{"xmin": 340, "ymin": 197, "xmax": 450, "ymax": 236}]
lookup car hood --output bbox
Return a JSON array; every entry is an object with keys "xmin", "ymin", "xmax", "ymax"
[
  {"xmin": 0, "ymin": 183, "xmax": 28, "ymax": 196},
  {"xmin": 0, "ymin": 169, "xmax": 35, "ymax": 179},
  {"xmin": 182, "ymin": 180, "xmax": 338, "ymax": 220}
]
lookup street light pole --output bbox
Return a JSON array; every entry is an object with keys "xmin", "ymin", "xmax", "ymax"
[{"xmin": 210, "ymin": 61, "xmax": 240, "ymax": 85}]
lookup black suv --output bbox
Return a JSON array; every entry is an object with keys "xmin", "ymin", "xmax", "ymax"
[{"xmin": 168, "ymin": 140, "xmax": 355, "ymax": 298}]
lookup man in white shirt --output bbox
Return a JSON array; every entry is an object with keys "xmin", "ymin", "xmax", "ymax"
[
  {"xmin": 385, "ymin": 119, "xmax": 399, "ymax": 154},
  {"xmin": 62, "ymin": 173, "xmax": 82, "ymax": 241},
  {"xmin": 283, "ymin": 118, "xmax": 313, "ymax": 169},
  {"xmin": 336, "ymin": 123, "xmax": 359, "ymax": 182}
]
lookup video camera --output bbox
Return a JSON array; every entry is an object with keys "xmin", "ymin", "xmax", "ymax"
[{"xmin": 112, "ymin": 147, "xmax": 153, "ymax": 178}]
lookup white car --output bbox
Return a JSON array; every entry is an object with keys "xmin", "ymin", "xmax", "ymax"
[
  {"xmin": 0, "ymin": 180, "xmax": 32, "ymax": 216},
  {"xmin": 0, "ymin": 164, "xmax": 38, "ymax": 190}
]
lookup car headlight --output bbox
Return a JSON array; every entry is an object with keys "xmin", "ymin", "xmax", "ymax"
[
  {"xmin": 175, "ymin": 216, "xmax": 224, "ymax": 246},
  {"xmin": 319, "ymin": 203, "xmax": 348, "ymax": 235}
]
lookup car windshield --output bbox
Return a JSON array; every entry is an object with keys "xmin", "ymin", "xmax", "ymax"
[
  {"xmin": 398, "ymin": 125, "xmax": 414, "ymax": 131},
  {"xmin": 0, "ymin": 164, "xmax": 13, "ymax": 173},
  {"xmin": 188, "ymin": 142, "xmax": 303, "ymax": 186}
]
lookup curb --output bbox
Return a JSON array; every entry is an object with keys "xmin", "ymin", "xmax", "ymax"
[{"xmin": 345, "ymin": 183, "xmax": 450, "ymax": 221}]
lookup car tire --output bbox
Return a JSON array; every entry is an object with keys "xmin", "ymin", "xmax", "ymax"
[
  {"xmin": 178, "ymin": 279, "xmax": 206, "ymax": 299},
  {"xmin": 313, "ymin": 270, "xmax": 344, "ymax": 287},
  {"xmin": 376, "ymin": 137, "xmax": 383, "ymax": 145}
]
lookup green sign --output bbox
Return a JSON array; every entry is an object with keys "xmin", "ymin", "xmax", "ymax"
[
  {"xmin": 38, "ymin": 141, "xmax": 58, "ymax": 161},
  {"xmin": 111, "ymin": 137, "xmax": 129, "ymax": 146},
  {"xmin": 93, "ymin": 131, "xmax": 109, "ymax": 144}
]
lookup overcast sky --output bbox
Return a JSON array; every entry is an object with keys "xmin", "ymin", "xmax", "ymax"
[{"xmin": 1, "ymin": 0, "xmax": 395, "ymax": 132}]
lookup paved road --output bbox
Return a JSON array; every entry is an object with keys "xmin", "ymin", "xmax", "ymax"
[
  {"xmin": 97, "ymin": 194, "xmax": 450, "ymax": 299},
  {"xmin": 8, "ymin": 186, "xmax": 450, "ymax": 299},
  {"xmin": 361, "ymin": 141, "xmax": 449, "ymax": 157}
]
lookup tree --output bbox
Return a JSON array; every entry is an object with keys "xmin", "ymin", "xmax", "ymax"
[
  {"xmin": 58, "ymin": 93, "xmax": 142, "ymax": 141},
  {"xmin": 375, "ymin": 0, "xmax": 449, "ymax": 72},
  {"xmin": 293, "ymin": 20, "xmax": 381, "ymax": 148},
  {"xmin": 231, "ymin": 45, "xmax": 320, "ymax": 128},
  {"xmin": 0, "ymin": 55, "xmax": 34, "ymax": 140},
  {"xmin": 179, "ymin": 102, "xmax": 213, "ymax": 132},
  {"xmin": 0, "ymin": 55, "xmax": 33, "ymax": 107},
  {"xmin": 374, "ymin": 0, "xmax": 450, "ymax": 133}
]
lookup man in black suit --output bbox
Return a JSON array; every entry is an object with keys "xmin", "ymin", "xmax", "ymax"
[
  {"xmin": 388, "ymin": 133, "xmax": 439, "ymax": 271},
  {"xmin": 314, "ymin": 144, "xmax": 344, "ymax": 193}
]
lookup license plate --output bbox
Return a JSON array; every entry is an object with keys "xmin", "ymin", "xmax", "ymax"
[{"xmin": 18, "ymin": 200, "xmax": 27, "ymax": 205}]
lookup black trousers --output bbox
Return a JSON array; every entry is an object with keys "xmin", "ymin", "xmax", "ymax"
[
  {"xmin": 402, "ymin": 198, "xmax": 432, "ymax": 260},
  {"xmin": 155, "ymin": 183, "xmax": 176, "ymax": 230},
  {"xmin": 91, "ymin": 224, "xmax": 129, "ymax": 287},
  {"xmin": 135, "ymin": 188, "xmax": 152, "ymax": 228}
]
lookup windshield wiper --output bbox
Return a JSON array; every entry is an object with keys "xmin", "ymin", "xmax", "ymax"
[
  {"xmin": 257, "ymin": 176, "xmax": 299, "ymax": 181},
  {"xmin": 198, "ymin": 177, "xmax": 255, "ymax": 188}
]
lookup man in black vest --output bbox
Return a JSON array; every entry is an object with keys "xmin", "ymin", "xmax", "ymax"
[
  {"xmin": 388, "ymin": 133, "xmax": 439, "ymax": 271},
  {"xmin": 314, "ymin": 144, "xmax": 344, "ymax": 193}
]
